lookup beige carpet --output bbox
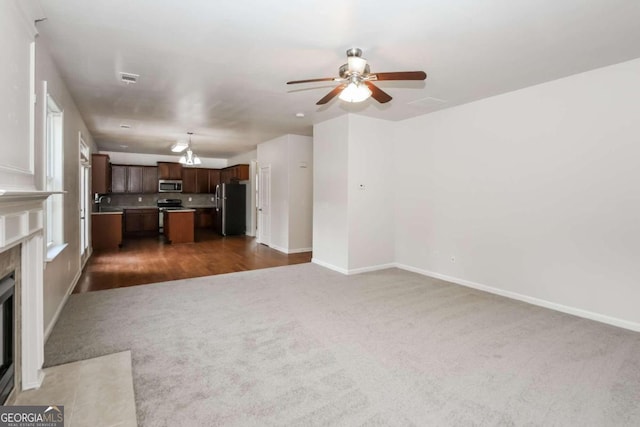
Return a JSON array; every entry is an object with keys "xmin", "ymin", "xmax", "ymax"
[{"xmin": 45, "ymin": 264, "xmax": 640, "ymax": 426}]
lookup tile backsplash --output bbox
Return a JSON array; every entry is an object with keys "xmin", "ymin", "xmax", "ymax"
[{"xmin": 101, "ymin": 193, "xmax": 217, "ymax": 208}]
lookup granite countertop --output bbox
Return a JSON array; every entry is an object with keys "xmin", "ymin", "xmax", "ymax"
[
  {"xmin": 183, "ymin": 205, "xmax": 216, "ymax": 209},
  {"xmin": 91, "ymin": 211, "xmax": 123, "ymax": 215},
  {"xmin": 118, "ymin": 206, "xmax": 159, "ymax": 209}
]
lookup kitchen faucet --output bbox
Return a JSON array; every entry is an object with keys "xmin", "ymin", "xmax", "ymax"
[{"xmin": 95, "ymin": 194, "xmax": 107, "ymax": 212}]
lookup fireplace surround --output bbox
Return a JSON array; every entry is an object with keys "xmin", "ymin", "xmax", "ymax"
[{"xmin": 0, "ymin": 192, "xmax": 50, "ymax": 402}]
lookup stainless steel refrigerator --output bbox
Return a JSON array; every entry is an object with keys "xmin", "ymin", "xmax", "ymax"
[{"xmin": 214, "ymin": 183, "xmax": 246, "ymax": 236}]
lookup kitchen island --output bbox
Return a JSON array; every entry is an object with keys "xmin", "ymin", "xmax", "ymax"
[{"xmin": 163, "ymin": 209, "xmax": 195, "ymax": 244}]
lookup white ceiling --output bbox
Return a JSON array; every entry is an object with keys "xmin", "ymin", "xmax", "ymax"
[{"xmin": 37, "ymin": 0, "xmax": 640, "ymax": 158}]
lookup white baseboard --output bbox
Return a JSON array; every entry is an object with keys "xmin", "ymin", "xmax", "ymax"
[
  {"xmin": 44, "ymin": 267, "xmax": 81, "ymax": 342},
  {"xmin": 394, "ymin": 263, "xmax": 640, "ymax": 333},
  {"xmin": 311, "ymin": 259, "xmax": 396, "ymax": 276},
  {"xmin": 271, "ymin": 244, "xmax": 312, "ymax": 255},
  {"xmin": 347, "ymin": 263, "xmax": 396, "ymax": 275},
  {"xmin": 288, "ymin": 247, "xmax": 312, "ymax": 254},
  {"xmin": 311, "ymin": 258, "xmax": 349, "ymax": 275}
]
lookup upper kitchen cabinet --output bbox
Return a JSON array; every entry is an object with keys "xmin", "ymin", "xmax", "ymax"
[
  {"xmin": 182, "ymin": 168, "xmax": 197, "ymax": 193},
  {"xmin": 197, "ymin": 169, "xmax": 211, "ymax": 193},
  {"xmin": 182, "ymin": 168, "xmax": 215, "ymax": 193},
  {"xmin": 221, "ymin": 164, "xmax": 250, "ymax": 184},
  {"xmin": 111, "ymin": 165, "xmax": 127, "ymax": 193},
  {"xmin": 91, "ymin": 154, "xmax": 111, "ymax": 194},
  {"xmin": 142, "ymin": 166, "xmax": 158, "ymax": 193},
  {"xmin": 127, "ymin": 166, "xmax": 144, "ymax": 193},
  {"xmin": 158, "ymin": 162, "xmax": 183, "ymax": 180},
  {"xmin": 209, "ymin": 169, "xmax": 221, "ymax": 190},
  {"xmin": 111, "ymin": 165, "xmax": 158, "ymax": 194}
]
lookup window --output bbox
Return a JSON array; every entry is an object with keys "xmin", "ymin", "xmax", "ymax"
[{"xmin": 45, "ymin": 91, "xmax": 65, "ymax": 260}]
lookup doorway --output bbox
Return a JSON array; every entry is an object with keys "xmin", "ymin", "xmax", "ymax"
[
  {"xmin": 257, "ymin": 165, "xmax": 271, "ymax": 246},
  {"xmin": 79, "ymin": 133, "xmax": 90, "ymax": 266}
]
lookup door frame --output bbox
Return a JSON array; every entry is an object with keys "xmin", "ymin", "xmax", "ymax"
[{"xmin": 257, "ymin": 164, "xmax": 271, "ymax": 246}]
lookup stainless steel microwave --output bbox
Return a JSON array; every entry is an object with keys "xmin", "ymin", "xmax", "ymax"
[{"xmin": 158, "ymin": 180, "xmax": 183, "ymax": 193}]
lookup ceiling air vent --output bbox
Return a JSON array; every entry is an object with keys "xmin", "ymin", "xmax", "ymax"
[{"xmin": 120, "ymin": 72, "xmax": 139, "ymax": 84}]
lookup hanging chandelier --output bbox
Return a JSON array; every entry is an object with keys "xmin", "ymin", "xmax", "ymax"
[{"xmin": 177, "ymin": 132, "xmax": 201, "ymax": 165}]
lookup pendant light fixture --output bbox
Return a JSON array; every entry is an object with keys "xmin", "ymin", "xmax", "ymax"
[{"xmin": 178, "ymin": 132, "xmax": 201, "ymax": 165}]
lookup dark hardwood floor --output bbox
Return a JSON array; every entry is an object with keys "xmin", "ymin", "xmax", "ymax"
[{"xmin": 74, "ymin": 230, "xmax": 312, "ymax": 293}]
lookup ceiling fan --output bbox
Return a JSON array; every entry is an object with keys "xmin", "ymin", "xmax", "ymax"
[{"xmin": 287, "ymin": 48, "xmax": 427, "ymax": 105}]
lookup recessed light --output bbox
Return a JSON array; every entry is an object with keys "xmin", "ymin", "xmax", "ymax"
[
  {"xmin": 120, "ymin": 145, "xmax": 128, "ymax": 149},
  {"xmin": 295, "ymin": 112, "xmax": 305, "ymax": 118}
]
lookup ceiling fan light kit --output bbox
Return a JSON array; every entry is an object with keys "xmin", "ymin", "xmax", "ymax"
[
  {"xmin": 287, "ymin": 47, "xmax": 427, "ymax": 105},
  {"xmin": 339, "ymin": 81, "xmax": 372, "ymax": 103},
  {"xmin": 177, "ymin": 132, "xmax": 201, "ymax": 165}
]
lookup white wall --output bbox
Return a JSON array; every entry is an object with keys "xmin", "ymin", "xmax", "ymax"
[
  {"xmin": 227, "ymin": 150, "xmax": 256, "ymax": 166},
  {"xmin": 287, "ymin": 136, "xmax": 313, "ymax": 251},
  {"xmin": 257, "ymin": 135, "xmax": 312, "ymax": 253},
  {"xmin": 36, "ymin": 38, "xmax": 98, "ymax": 336},
  {"xmin": 313, "ymin": 115, "xmax": 395, "ymax": 273},
  {"xmin": 313, "ymin": 116, "xmax": 349, "ymax": 270},
  {"xmin": 347, "ymin": 115, "xmax": 394, "ymax": 271},
  {"xmin": 0, "ymin": 1, "xmax": 37, "ymax": 191},
  {"xmin": 395, "ymin": 58, "xmax": 640, "ymax": 328}
]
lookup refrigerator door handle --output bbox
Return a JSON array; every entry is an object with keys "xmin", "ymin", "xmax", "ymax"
[{"xmin": 215, "ymin": 184, "xmax": 220, "ymax": 212}]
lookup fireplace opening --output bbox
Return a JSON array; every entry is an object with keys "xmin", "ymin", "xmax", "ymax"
[{"xmin": 0, "ymin": 272, "xmax": 14, "ymax": 404}]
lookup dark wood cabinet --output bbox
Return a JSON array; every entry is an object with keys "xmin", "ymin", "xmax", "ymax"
[
  {"xmin": 111, "ymin": 165, "xmax": 158, "ymax": 194},
  {"xmin": 127, "ymin": 166, "xmax": 143, "ymax": 193},
  {"xmin": 111, "ymin": 165, "xmax": 127, "ymax": 193},
  {"xmin": 209, "ymin": 169, "xmax": 220, "ymax": 191},
  {"xmin": 182, "ymin": 168, "xmax": 198, "ymax": 193},
  {"xmin": 91, "ymin": 154, "xmax": 111, "ymax": 194},
  {"xmin": 158, "ymin": 162, "xmax": 182, "ymax": 180},
  {"xmin": 142, "ymin": 166, "xmax": 158, "ymax": 193},
  {"xmin": 195, "ymin": 208, "xmax": 214, "ymax": 228},
  {"xmin": 182, "ymin": 168, "xmax": 217, "ymax": 194},
  {"xmin": 124, "ymin": 209, "xmax": 159, "ymax": 235},
  {"xmin": 197, "ymin": 169, "xmax": 210, "ymax": 193},
  {"xmin": 221, "ymin": 164, "xmax": 250, "ymax": 184},
  {"xmin": 91, "ymin": 213, "xmax": 122, "ymax": 249},
  {"xmin": 164, "ymin": 210, "xmax": 194, "ymax": 244}
]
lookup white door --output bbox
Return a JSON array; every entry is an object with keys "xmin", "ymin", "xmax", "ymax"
[{"xmin": 257, "ymin": 165, "xmax": 271, "ymax": 246}]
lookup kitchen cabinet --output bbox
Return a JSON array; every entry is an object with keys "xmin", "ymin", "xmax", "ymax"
[
  {"xmin": 142, "ymin": 166, "xmax": 158, "ymax": 193},
  {"xmin": 111, "ymin": 165, "xmax": 127, "ymax": 193},
  {"xmin": 111, "ymin": 165, "xmax": 158, "ymax": 194},
  {"xmin": 124, "ymin": 209, "xmax": 159, "ymax": 235},
  {"xmin": 221, "ymin": 164, "xmax": 249, "ymax": 184},
  {"xmin": 182, "ymin": 168, "xmax": 198, "ymax": 193},
  {"xmin": 197, "ymin": 169, "xmax": 210, "ymax": 193},
  {"xmin": 183, "ymin": 168, "xmax": 216, "ymax": 194},
  {"xmin": 158, "ymin": 162, "xmax": 183, "ymax": 180},
  {"xmin": 194, "ymin": 208, "xmax": 214, "ymax": 228},
  {"xmin": 91, "ymin": 154, "xmax": 111, "ymax": 194},
  {"xmin": 209, "ymin": 169, "xmax": 220, "ymax": 191},
  {"xmin": 91, "ymin": 212, "xmax": 123, "ymax": 250},
  {"xmin": 127, "ymin": 166, "xmax": 143, "ymax": 193},
  {"xmin": 164, "ymin": 210, "xmax": 194, "ymax": 244}
]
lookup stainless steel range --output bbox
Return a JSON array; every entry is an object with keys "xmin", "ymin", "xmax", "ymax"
[{"xmin": 157, "ymin": 198, "xmax": 183, "ymax": 231}]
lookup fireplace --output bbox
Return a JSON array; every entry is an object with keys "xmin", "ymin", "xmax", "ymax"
[{"xmin": 0, "ymin": 272, "xmax": 14, "ymax": 404}]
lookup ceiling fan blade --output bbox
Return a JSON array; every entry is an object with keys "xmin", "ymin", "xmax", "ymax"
[
  {"xmin": 316, "ymin": 84, "xmax": 347, "ymax": 105},
  {"xmin": 364, "ymin": 82, "xmax": 392, "ymax": 104},
  {"xmin": 370, "ymin": 71, "xmax": 427, "ymax": 81},
  {"xmin": 287, "ymin": 77, "xmax": 337, "ymax": 85}
]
